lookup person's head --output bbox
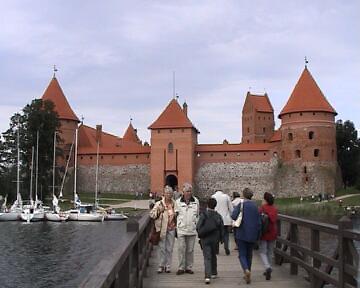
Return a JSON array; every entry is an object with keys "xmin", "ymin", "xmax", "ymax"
[
  {"xmin": 242, "ymin": 188, "xmax": 254, "ymax": 200},
  {"xmin": 232, "ymin": 191, "xmax": 240, "ymax": 199},
  {"xmin": 207, "ymin": 198, "xmax": 217, "ymax": 210},
  {"xmin": 263, "ymin": 192, "xmax": 274, "ymax": 205},
  {"xmin": 163, "ymin": 185, "xmax": 173, "ymax": 201},
  {"xmin": 182, "ymin": 183, "xmax": 193, "ymax": 200}
]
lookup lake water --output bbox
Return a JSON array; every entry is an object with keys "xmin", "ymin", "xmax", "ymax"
[{"xmin": 0, "ymin": 221, "xmax": 127, "ymax": 288}]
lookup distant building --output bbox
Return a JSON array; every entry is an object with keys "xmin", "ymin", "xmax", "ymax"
[{"xmin": 41, "ymin": 66, "xmax": 337, "ymax": 198}]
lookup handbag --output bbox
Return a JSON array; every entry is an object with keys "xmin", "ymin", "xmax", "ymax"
[
  {"xmin": 150, "ymin": 222, "xmax": 161, "ymax": 245},
  {"xmin": 233, "ymin": 200, "xmax": 244, "ymax": 228}
]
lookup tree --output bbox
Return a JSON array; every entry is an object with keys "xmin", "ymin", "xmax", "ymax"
[
  {"xmin": 0, "ymin": 99, "xmax": 63, "ymax": 202},
  {"xmin": 336, "ymin": 120, "xmax": 360, "ymax": 187}
]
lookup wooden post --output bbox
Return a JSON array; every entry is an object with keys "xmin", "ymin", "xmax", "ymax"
[
  {"xmin": 290, "ymin": 223, "xmax": 298, "ymax": 275},
  {"xmin": 275, "ymin": 218, "xmax": 282, "ymax": 265},
  {"xmin": 310, "ymin": 229, "xmax": 320, "ymax": 288},
  {"xmin": 338, "ymin": 216, "xmax": 353, "ymax": 288}
]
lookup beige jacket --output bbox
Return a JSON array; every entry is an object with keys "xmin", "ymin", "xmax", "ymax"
[{"xmin": 149, "ymin": 198, "xmax": 176, "ymax": 239}]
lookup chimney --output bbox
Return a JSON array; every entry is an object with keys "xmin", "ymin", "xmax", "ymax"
[
  {"xmin": 96, "ymin": 124, "xmax": 102, "ymax": 144},
  {"xmin": 183, "ymin": 102, "xmax": 188, "ymax": 116}
]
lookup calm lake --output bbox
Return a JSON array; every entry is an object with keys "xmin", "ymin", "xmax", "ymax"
[{"xmin": 0, "ymin": 221, "xmax": 127, "ymax": 288}]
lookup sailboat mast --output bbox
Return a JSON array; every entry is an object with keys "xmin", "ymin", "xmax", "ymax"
[
  {"xmin": 95, "ymin": 139, "xmax": 99, "ymax": 208},
  {"xmin": 74, "ymin": 128, "xmax": 78, "ymax": 203},
  {"xmin": 30, "ymin": 146, "xmax": 34, "ymax": 202},
  {"xmin": 35, "ymin": 130, "xmax": 39, "ymax": 201},
  {"xmin": 16, "ymin": 123, "xmax": 20, "ymax": 199},
  {"xmin": 52, "ymin": 132, "xmax": 57, "ymax": 196}
]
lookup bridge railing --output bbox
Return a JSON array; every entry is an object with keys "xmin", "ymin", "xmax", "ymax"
[
  {"xmin": 274, "ymin": 214, "xmax": 359, "ymax": 288},
  {"xmin": 79, "ymin": 213, "xmax": 152, "ymax": 288}
]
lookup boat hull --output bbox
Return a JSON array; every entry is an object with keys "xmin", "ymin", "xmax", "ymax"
[
  {"xmin": 45, "ymin": 212, "xmax": 69, "ymax": 222},
  {"xmin": 105, "ymin": 213, "xmax": 128, "ymax": 221},
  {"xmin": 68, "ymin": 211, "xmax": 104, "ymax": 222},
  {"xmin": 0, "ymin": 212, "xmax": 20, "ymax": 221}
]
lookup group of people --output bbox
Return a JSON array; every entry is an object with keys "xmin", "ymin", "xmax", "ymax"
[{"xmin": 149, "ymin": 184, "xmax": 278, "ymax": 285}]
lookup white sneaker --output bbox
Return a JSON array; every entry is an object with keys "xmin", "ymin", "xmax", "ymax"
[
  {"xmin": 211, "ymin": 275, "xmax": 217, "ymax": 279},
  {"xmin": 205, "ymin": 278, "xmax": 211, "ymax": 284}
]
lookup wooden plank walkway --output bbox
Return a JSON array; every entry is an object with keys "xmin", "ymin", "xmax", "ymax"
[{"xmin": 144, "ymin": 238, "xmax": 310, "ymax": 288}]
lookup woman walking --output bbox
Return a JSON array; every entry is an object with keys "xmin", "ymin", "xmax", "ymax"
[
  {"xmin": 259, "ymin": 192, "xmax": 278, "ymax": 280},
  {"xmin": 150, "ymin": 186, "xmax": 177, "ymax": 273}
]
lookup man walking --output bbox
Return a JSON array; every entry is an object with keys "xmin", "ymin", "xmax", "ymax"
[
  {"xmin": 212, "ymin": 190, "xmax": 233, "ymax": 255},
  {"xmin": 175, "ymin": 183, "xmax": 199, "ymax": 275}
]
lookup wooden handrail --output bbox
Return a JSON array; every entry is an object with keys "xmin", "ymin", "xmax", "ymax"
[
  {"xmin": 79, "ymin": 213, "xmax": 152, "ymax": 288},
  {"xmin": 275, "ymin": 214, "xmax": 359, "ymax": 288}
]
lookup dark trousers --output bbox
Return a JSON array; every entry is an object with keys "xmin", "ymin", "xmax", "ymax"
[
  {"xmin": 223, "ymin": 225, "xmax": 230, "ymax": 251},
  {"xmin": 236, "ymin": 239, "xmax": 254, "ymax": 271},
  {"xmin": 202, "ymin": 241, "xmax": 218, "ymax": 278}
]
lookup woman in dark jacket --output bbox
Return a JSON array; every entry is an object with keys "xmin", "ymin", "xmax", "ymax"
[
  {"xmin": 231, "ymin": 188, "xmax": 261, "ymax": 284},
  {"xmin": 259, "ymin": 192, "xmax": 278, "ymax": 280}
]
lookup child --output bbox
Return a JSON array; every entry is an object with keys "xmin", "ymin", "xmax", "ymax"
[{"xmin": 196, "ymin": 198, "xmax": 224, "ymax": 284}]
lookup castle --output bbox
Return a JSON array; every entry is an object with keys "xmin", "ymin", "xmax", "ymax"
[{"xmin": 41, "ymin": 66, "xmax": 337, "ymax": 199}]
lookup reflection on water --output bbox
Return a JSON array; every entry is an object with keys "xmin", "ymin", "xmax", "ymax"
[{"xmin": 0, "ymin": 221, "xmax": 127, "ymax": 288}]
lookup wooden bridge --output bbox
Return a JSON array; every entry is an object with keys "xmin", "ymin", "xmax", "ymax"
[{"xmin": 80, "ymin": 213, "xmax": 359, "ymax": 288}]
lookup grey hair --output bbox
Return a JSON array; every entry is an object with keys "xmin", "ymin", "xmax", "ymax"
[
  {"xmin": 182, "ymin": 183, "xmax": 192, "ymax": 193},
  {"xmin": 164, "ymin": 185, "xmax": 173, "ymax": 194}
]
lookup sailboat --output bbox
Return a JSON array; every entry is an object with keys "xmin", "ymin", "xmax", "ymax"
[
  {"xmin": 67, "ymin": 128, "xmax": 104, "ymax": 222},
  {"xmin": 45, "ymin": 132, "xmax": 69, "ymax": 222},
  {"xmin": 20, "ymin": 131, "xmax": 45, "ymax": 222},
  {"xmin": 0, "ymin": 123, "xmax": 23, "ymax": 221}
]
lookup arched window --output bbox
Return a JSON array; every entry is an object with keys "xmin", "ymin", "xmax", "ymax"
[
  {"xmin": 288, "ymin": 133, "xmax": 293, "ymax": 141},
  {"xmin": 309, "ymin": 131, "xmax": 314, "ymax": 139},
  {"xmin": 314, "ymin": 149, "xmax": 319, "ymax": 157},
  {"xmin": 295, "ymin": 150, "xmax": 301, "ymax": 158},
  {"xmin": 303, "ymin": 166, "xmax": 307, "ymax": 173},
  {"xmin": 168, "ymin": 142, "xmax": 174, "ymax": 153}
]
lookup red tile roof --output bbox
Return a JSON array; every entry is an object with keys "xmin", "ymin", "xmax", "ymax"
[
  {"xmin": 148, "ymin": 99, "xmax": 198, "ymax": 132},
  {"xmin": 123, "ymin": 123, "xmax": 141, "ymax": 143},
  {"xmin": 245, "ymin": 92, "xmax": 274, "ymax": 113},
  {"xmin": 41, "ymin": 77, "xmax": 79, "ymax": 122},
  {"xmin": 279, "ymin": 67, "xmax": 337, "ymax": 118},
  {"xmin": 78, "ymin": 124, "xmax": 150, "ymax": 155},
  {"xmin": 196, "ymin": 143, "xmax": 271, "ymax": 152},
  {"xmin": 269, "ymin": 130, "xmax": 281, "ymax": 142}
]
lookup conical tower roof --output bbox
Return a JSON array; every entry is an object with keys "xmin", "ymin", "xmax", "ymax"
[
  {"xmin": 123, "ymin": 122, "xmax": 141, "ymax": 143},
  {"xmin": 148, "ymin": 99, "xmax": 198, "ymax": 132},
  {"xmin": 41, "ymin": 77, "xmax": 79, "ymax": 122},
  {"xmin": 279, "ymin": 67, "xmax": 336, "ymax": 118}
]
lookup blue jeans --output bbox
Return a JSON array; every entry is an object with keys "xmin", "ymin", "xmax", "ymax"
[{"xmin": 236, "ymin": 239, "xmax": 254, "ymax": 271}]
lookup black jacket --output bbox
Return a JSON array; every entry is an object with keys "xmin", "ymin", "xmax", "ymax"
[{"xmin": 196, "ymin": 209, "xmax": 224, "ymax": 245}]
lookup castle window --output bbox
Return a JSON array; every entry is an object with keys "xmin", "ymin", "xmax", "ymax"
[
  {"xmin": 136, "ymin": 155, "xmax": 139, "ymax": 159},
  {"xmin": 314, "ymin": 149, "xmax": 320, "ymax": 157},
  {"xmin": 313, "ymin": 112, "xmax": 316, "ymax": 116},
  {"xmin": 263, "ymin": 139, "xmax": 266, "ymax": 143},
  {"xmin": 80, "ymin": 156, "xmax": 83, "ymax": 160},
  {"xmin": 169, "ymin": 129, "xmax": 172, "ymax": 133},
  {"xmin": 263, "ymin": 127, "xmax": 266, "ymax": 133},
  {"xmin": 303, "ymin": 166, "xmax": 307, "ymax": 173},
  {"xmin": 263, "ymin": 117, "xmax": 266, "ymax": 120},
  {"xmin": 224, "ymin": 153, "xmax": 227, "ymax": 157},
  {"xmin": 288, "ymin": 133, "xmax": 293, "ymax": 141},
  {"xmin": 295, "ymin": 150, "xmax": 301, "ymax": 158},
  {"xmin": 309, "ymin": 131, "xmax": 314, "ymax": 139},
  {"xmin": 90, "ymin": 156, "xmax": 93, "ymax": 160},
  {"xmin": 157, "ymin": 129, "xmax": 160, "ymax": 134},
  {"xmin": 101, "ymin": 156, "xmax": 104, "ymax": 159},
  {"xmin": 247, "ymin": 127, "xmax": 250, "ymax": 133},
  {"xmin": 168, "ymin": 143, "xmax": 174, "ymax": 153},
  {"xmin": 147, "ymin": 154, "xmax": 150, "ymax": 158},
  {"xmin": 112, "ymin": 156, "xmax": 114, "ymax": 159},
  {"xmin": 305, "ymin": 176, "xmax": 309, "ymax": 182},
  {"xmin": 247, "ymin": 140, "xmax": 250, "ymax": 143},
  {"xmin": 124, "ymin": 155, "xmax": 127, "ymax": 159},
  {"xmin": 300, "ymin": 112, "xmax": 303, "ymax": 116},
  {"xmin": 264, "ymin": 153, "xmax": 266, "ymax": 156},
  {"xmin": 268, "ymin": 117, "xmax": 270, "ymax": 120},
  {"xmin": 210, "ymin": 153, "xmax": 214, "ymax": 157}
]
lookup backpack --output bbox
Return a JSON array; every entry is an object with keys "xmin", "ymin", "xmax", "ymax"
[{"xmin": 260, "ymin": 212, "xmax": 270, "ymax": 236}]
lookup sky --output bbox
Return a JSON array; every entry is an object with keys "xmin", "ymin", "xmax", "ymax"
[{"xmin": 0, "ymin": 0, "xmax": 359, "ymax": 144}]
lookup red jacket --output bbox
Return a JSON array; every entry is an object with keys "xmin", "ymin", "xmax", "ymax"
[{"xmin": 259, "ymin": 204, "xmax": 278, "ymax": 241}]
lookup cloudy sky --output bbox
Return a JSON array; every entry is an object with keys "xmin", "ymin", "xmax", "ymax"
[{"xmin": 0, "ymin": 1, "xmax": 359, "ymax": 144}]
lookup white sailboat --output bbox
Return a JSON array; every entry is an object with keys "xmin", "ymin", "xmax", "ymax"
[
  {"xmin": 0, "ymin": 123, "xmax": 23, "ymax": 221},
  {"xmin": 46, "ymin": 132, "xmax": 69, "ymax": 222},
  {"xmin": 21, "ymin": 131, "xmax": 45, "ymax": 222},
  {"xmin": 67, "ymin": 128, "xmax": 104, "ymax": 222}
]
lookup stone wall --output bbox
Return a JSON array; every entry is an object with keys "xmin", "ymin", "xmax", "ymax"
[
  {"xmin": 274, "ymin": 161, "xmax": 337, "ymax": 198},
  {"xmin": 194, "ymin": 159, "xmax": 278, "ymax": 199},
  {"xmin": 77, "ymin": 164, "xmax": 150, "ymax": 195}
]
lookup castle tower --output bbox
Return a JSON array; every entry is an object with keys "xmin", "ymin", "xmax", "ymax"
[
  {"xmin": 148, "ymin": 99, "xmax": 199, "ymax": 194},
  {"xmin": 242, "ymin": 92, "xmax": 275, "ymax": 144},
  {"xmin": 41, "ymin": 76, "xmax": 79, "ymax": 165},
  {"xmin": 277, "ymin": 66, "xmax": 337, "ymax": 196}
]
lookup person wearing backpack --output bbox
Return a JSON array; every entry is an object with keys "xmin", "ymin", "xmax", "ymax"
[
  {"xmin": 197, "ymin": 198, "xmax": 224, "ymax": 284},
  {"xmin": 231, "ymin": 188, "xmax": 261, "ymax": 284},
  {"xmin": 259, "ymin": 192, "xmax": 278, "ymax": 280}
]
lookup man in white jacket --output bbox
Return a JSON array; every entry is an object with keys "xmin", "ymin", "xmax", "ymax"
[
  {"xmin": 212, "ymin": 190, "xmax": 233, "ymax": 255},
  {"xmin": 175, "ymin": 183, "xmax": 199, "ymax": 275}
]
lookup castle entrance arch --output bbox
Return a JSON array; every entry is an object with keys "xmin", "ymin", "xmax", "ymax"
[{"xmin": 165, "ymin": 174, "xmax": 178, "ymax": 191}]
